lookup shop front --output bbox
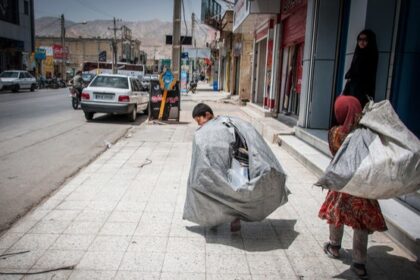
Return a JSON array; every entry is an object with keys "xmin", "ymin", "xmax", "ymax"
[{"xmin": 276, "ymin": 0, "xmax": 307, "ymax": 118}]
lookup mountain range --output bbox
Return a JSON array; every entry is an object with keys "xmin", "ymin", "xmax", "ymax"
[{"xmin": 35, "ymin": 17, "xmax": 214, "ymax": 59}]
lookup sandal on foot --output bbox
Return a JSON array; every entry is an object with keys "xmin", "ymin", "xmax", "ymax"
[
  {"xmin": 323, "ymin": 242, "xmax": 341, "ymax": 259},
  {"xmin": 351, "ymin": 263, "xmax": 369, "ymax": 280},
  {"xmin": 230, "ymin": 218, "xmax": 241, "ymax": 232}
]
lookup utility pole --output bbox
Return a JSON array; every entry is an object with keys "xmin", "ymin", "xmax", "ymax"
[
  {"xmin": 108, "ymin": 17, "xmax": 121, "ymax": 74},
  {"xmin": 60, "ymin": 14, "xmax": 66, "ymax": 80},
  {"xmin": 192, "ymin": 12, "xmax": 197, "ymax": 77},
  {"xmin": 172, "ymin": 0, "xmax": 181, "ymax": 80}
]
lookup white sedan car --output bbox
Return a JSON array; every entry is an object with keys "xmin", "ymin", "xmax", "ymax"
[
  {"xmin": 0, "ymin": 70, "xmax": 37, "ymax": 92},
  {"xmin": 81, "ymin": 74, "xmax": 149, "ymax": 121}
]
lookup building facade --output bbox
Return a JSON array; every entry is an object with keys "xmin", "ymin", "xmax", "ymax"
[
  {"xmin": 35, "ymin": 36, "xmax": 146, "ymax": 78},
  {"xmin": 0, "ymin": 0, "xmax": 35, "ymax": 73}
]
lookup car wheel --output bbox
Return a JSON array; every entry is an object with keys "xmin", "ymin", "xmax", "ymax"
[
  {"xmin": 128, "ymin": 106, "xmax": 137, "ymax": 122},
  {"xmin": 30, "ymin": 84, "xmax": 36, "ymax": 92},
  {"xmin": 12, "ymin": 84, "xmax": 19, "ymax": 93},
  {"xmin": 84, "ymin": 111, "xmax": 94, "ymax": 121}
]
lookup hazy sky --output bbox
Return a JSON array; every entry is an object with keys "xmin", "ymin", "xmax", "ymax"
[{"xmin": 34, "ymin": 0, "xmax": 202, "ymax": 22}]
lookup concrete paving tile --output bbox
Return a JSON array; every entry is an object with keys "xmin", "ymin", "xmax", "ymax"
[
  {"xmin": 106, "ymin": 211, "xmax": 143, "ymax": 223},
  {"xmin": 242, "ymin": 237, "xmax": 284, "ymax": 254},
  {"xmin": 162, "ymin": 252, "xmax": 205, "ymax": 273},
  {"xmin": 77, "ymin": 251, "xmax": 124, "ymax": 270},
  {"xmin": 166, "ymin": 237, "xmax": 205, "ymax": 253},
  {"xmin": 205, "ymin": 253, "xmax": 250, "ymax": 274},
  {"xmin": 133, "ymin": 222, "xmax": 171, "ymax": 237},
  {"xmin": 55, "ymin": 200, "xmax": 89, "ymax": 211},
  {"xmin": 251, "ymin": 274, "xmax": 297, "ymax": 280},
  {"xmin": 119, "ymin": 251, "xmax": 165, "ymax": 272},
  {"xmin": 7, "ymin": 219, "xmax": 39, "ymax": 234},
  {"xmin": 0, "ymin": 233, "xmax": 24, "ymax": 250},
  {"xmin": 139, "ymin": 211, "xmax": 173, "ymax": 224},
  {"xmin": 114, "ymin": 201, "xmax": 147, "ymax": 212},
  {"xmin": 63, "ymin": 221, "xmax": 103, "ymax": 235},
  {"xmin": 88, "ymin": 235, "xmax": 131, "ymax": 252},
  {"xmin": 240, "ymin": 223, "xmax": 277, "ymax": 240},
  {"xmin": 114, "ymin": 271, "xmax": 160, "ymax": 280},
  {"xmin": 206, "ymin": 274, "xmax": 251, "ymax": 280},
  {"xmin": 205, "ymin": 235, "xmax": 245, "ymax": 255},
  {"xmin": 143, "ymin": 202, "xmax": 176, "ymax": 213},
  {"xmin": 287, "ymin": 256, "xmax": 330, "ymax": 277},
  {"xmin": 10, "ymin": 234, "xmax": 59, "ymax": 251},
  {"xmin": 21, "ymin": 210, "xmax": 50, "ymax": 222},
  {"xmin": 50, "ymin": 234, "xmax": 95, "ymax": 251},
  {"xmin": 22, "ymin": 270, "xmax": 72, "ymax": 279},
  {"xmin": 65, "ymin": 191, "xmax": 97, "ymax": 201},
  {"xmin": 0, "ymin": 249, "xmax": 46, "ymax": 269},
  {"xmin": 127, "ymin": 236, "xmax": 168, "ymax": 252},
  {"xmin": 37, "ymin": 199, "xmax": 63, "ymax": 210},
  {"xmin": 28, "ymin": 220, "xmax": 71, "ymax": 234},
  {"xmin": 85, "ymin": 201, "xmax": 118, "ymax": 212},
  {"xmin": 98, "ymin": 222, "xmax": 137, "ymax": 236},
  {"xmin": 160, "ymin": 272, "xmax": 205, "ymax": 280},
  {"xmin": 246, "ymin": 253, "xmax": 295, "ymax": 276},
  {"xmin": 73, "ymin": 210, "xmax": 110, "ymax": 223},
  {"xmin": 43, "ymin": 210, "xmax": 81, "ymax": 221},
  {"xmin": 168, "ymin": 221, "xmax": 205, "ymax": 238},
  {"xmin": 32, "ymin": 249, "xmax": 85, "ymax": 269},
  {"xmin": 68, "ymin": 270, "xmax": 116, "ymax": 280}
]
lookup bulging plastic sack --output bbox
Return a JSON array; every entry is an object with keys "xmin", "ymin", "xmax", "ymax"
[
  {"xmin": 316, "ymin": 100, "xmax": 420, "ymax": 199},
  {"xmin": 183, "ymin": 116, "xmax": 288, "ymax": 227}
]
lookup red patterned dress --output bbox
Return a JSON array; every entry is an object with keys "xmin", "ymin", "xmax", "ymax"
[{"xmin": 318, "ymin": 126, "xmax": 387, "ymax": 233}]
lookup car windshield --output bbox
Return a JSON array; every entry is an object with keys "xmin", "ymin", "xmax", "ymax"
[
  {"xmin": 0, "ymin": 72, "xmax": 19, "ymax": 78},
  {"xmin": 90, "ymin": 76, "xmax": 129, "ymax": 89}
]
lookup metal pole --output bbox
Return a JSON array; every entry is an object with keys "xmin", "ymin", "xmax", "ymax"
[
  {"xmin": 172, "ymin": 0, "xmax": 181, "ymax": 80},
  {"xmin": 113, "ymin": 17, "xmax": 117, "ymax": 73},
  {"xmin": 60, "ymin": 14, "xmax": 66, "ymax": 80},
  {"xmin": 192, "ymin": 12, "xmax": 195, "ymax": 75}
]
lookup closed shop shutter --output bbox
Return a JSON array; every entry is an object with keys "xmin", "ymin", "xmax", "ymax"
[{"xmin": 282, "ymin": 6, "xmax": 307, "ymax": 48}]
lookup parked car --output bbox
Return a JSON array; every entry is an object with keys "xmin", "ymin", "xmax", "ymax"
[
  {"xmin": 0, "ymin": 70, "xmax": 37, "ymax": 92},
  {"xmin": 81, "ymin": 74, "xmax": 149, "ymax": 121}
]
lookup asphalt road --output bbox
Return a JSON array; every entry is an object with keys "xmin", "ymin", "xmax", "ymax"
[{"xmin": 0, "ymin": 88, "xmax": 147, "ymax": 232}]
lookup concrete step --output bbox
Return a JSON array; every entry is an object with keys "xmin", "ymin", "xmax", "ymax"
[
  {"xmin": 294, "ymin": 127, "xmax": 332, "ymax": 157},
  {"xmin": 277, "ymin": 134, "xmax": 330, "ymax": 178},
  {"xmin": 242, "ymin": 102, "xmax": 273, "ymax": 118}
]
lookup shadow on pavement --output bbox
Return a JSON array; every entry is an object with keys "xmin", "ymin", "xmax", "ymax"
[
  {"xmin": 332, "ymin": 245, "xmax": 420, "ymax": 280},
  {"xmin": 186, "ymin": 219, "xmax": 299, "ymax": 253},
  {"xmin": 86, "ymin": 113, "xmax": 148, "ymax": 126}
]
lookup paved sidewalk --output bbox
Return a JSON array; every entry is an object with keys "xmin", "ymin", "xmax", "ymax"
[{"xmin": 0, "ymin": 91, "xmax": 418, "ymax": 279}]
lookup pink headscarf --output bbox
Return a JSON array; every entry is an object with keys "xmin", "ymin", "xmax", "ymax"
[{"xmin": 334, "ymin": 95, "xmax": 362, "ymax": 134}]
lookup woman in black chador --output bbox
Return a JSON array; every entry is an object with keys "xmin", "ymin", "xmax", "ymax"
[{"xmin": 344, "ymin": 29, "xmax": 378, "ymax": 107}]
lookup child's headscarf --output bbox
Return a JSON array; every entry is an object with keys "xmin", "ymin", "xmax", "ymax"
[{"xmin": 334, "ymin": 95, "xmax": 362, "ymax": 134}]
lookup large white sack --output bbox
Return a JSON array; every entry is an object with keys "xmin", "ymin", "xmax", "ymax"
[{"xmin": 315, "ymin": 100, "xmax": 420, "ymax": 199}]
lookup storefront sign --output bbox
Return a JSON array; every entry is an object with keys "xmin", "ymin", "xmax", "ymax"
[
  {"xmin": 35, "ymin": 48, "xmax": 46, "ymax": 60},
  {"xmin": 52, "ymin": 44, "xmax": 68, "ymax": 60},
  {"xmin": 40, "ymin": 46, "xmax": 53, "ymax": 56}
]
